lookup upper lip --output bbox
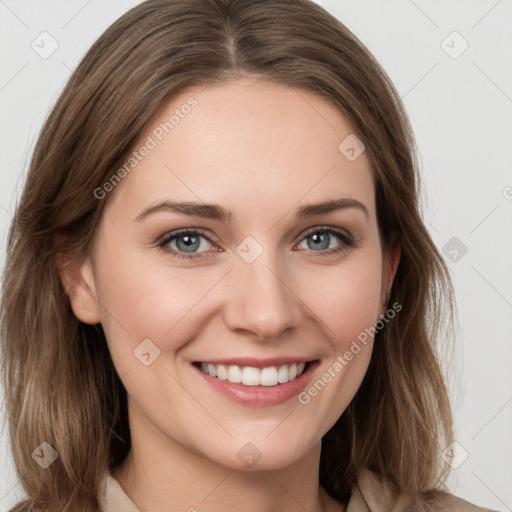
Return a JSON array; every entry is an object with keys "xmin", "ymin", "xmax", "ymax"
[{"xmin": 194, "ymin": 357, "xmax": 316, "ymax": 369}]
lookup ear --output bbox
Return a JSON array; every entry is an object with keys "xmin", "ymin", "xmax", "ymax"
[
  {"xmin": 55, "ymin": 236, "xmax": 102, "ymax": 325},
  {"xmin": 380, "ymin": 236, "xmax": 401, "ymax": 313}
]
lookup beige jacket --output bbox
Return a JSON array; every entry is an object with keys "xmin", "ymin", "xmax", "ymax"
[{"xmin": 98, "ymin": 469, "xmax": 496, "ymax": 511}]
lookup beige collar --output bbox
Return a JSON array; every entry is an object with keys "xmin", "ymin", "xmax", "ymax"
[{"xmin": 99, "ymin": 468, "xmax": 490, "ymax": 512}]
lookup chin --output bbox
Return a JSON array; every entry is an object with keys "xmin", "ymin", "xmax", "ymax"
[{"xmin": 199, "ymin": 431, "xmax": 320, "ymax": 472}]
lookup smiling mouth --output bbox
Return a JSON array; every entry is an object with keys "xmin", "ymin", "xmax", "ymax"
[{"xmin": 194, "ymin": 361, "xmax": 312, "ymax": 387}]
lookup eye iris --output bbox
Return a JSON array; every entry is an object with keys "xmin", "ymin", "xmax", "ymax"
[
  {"xmin": 307, "ymin": 231, "xmax": 330, "ymax": 250},
  {"xmin": 176, "ymin": 235, "xmax": 200, "ymax": 252}
]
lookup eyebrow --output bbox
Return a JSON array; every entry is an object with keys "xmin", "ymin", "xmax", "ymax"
[
  {"xmin": 135, "ymin": 197, "xmax": 369, "ymax": 223},
  {"xmin": 296, "ymin": 198, "xmax": 368, "ymax": 220},
  {"xmin": 136, "ymin": 200, "xmax": 232, "ymax": 223}
]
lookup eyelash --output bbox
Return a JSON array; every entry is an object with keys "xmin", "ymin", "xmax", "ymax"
[{"xmin": 158, "ymin": 226, "xmax": 355, "ymax": 260}]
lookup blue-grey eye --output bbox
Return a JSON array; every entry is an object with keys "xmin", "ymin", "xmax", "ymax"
[
  {"xmin": 168, "ymin": 233, "xmax": 212, "ymax": 253},
  {"xmin": 298, "ymin": 230, "xmax": 344, "ymax": 251}
]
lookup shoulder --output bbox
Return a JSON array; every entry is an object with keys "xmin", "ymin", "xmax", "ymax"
[{"xmin": 350, "ymin": 469, "xmax": 498, "ymax": 512}]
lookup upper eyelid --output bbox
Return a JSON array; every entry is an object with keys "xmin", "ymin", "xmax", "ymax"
[
  {"xmin": 160, "ymin": 227, "xmax": 213, "ymax": 243},
  {"xmin": 300, "ymin": 225, "xmax": 352, "ymax": 239}
]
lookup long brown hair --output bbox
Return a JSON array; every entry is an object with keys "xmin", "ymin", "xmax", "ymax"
[{"xmin": 1, "ymin": 0, "xmax": 454, "ymax": 510}]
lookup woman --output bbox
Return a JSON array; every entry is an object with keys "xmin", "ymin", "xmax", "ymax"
[{"xmin": 0, "ymin": 0, "xmax": 497, "ymax": 510}]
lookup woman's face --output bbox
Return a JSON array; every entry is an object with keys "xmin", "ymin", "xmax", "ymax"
[{"xmin": 69, "ymin": 78, "xmax": 399, "ymax": 471}]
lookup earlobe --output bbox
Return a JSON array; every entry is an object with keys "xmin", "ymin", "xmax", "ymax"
[{"xmin": 55, "ymin": 250, "xmax": 102, "ymax": 325}]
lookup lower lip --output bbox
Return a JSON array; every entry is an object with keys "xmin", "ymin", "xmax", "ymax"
[{"xmin": 193, "ymin": 362, "xmax": 319, "ymax": 407}]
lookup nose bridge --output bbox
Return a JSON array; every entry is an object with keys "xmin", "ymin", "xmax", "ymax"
[{"xmin": 225, "ymin": 242, "xmax": 302, "ymax": 339}]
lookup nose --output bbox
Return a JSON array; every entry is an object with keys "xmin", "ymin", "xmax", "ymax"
[{"xmin": 223, "ymin": 252, "xmax": 303, "ymax": 340}]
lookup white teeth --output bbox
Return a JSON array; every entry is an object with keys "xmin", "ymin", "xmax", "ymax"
[
  {"xmin": 227, "ymin": 365, "xmax": 242, "ymax": 383},
  {"xmin": 199, "ymin": 362, "xmax": 308, "ymax": 386},
  {"xmin": 260, "ymin": 367, "xmax": 278, "ymax": 386},
  {"xmin": 207, "ymin": 364, "xmax": 217, "ymax": 377},
  {"xmin": 277, "ymin": 365, "xmax": 289, "ymax": 383},
  {"xmin": 242, "ymin": 367, "xmax": 260, "ymax": 386},
  {"xmin": 216, "ymin": 364, "xmax": 228, "ymax": 380}
]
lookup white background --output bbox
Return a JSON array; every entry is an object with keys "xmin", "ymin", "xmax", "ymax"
[{"xmin": 0, "ymin": 1, "xmax": 511, "ymax": 510}]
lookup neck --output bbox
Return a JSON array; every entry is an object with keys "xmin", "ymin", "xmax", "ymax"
[{"xmin": 111, "ymin": 403, "xmax": 344, "ymax": 512}]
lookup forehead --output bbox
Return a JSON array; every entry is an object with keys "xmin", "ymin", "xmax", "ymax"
[{"xmin": 107, "ymin": 78, "xmax": 375, "ymax": 222}]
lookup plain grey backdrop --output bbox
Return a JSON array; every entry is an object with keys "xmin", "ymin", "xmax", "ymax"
[{"xmin": 0, "ymin": 0, "xmax": 511, "ymax": 510}]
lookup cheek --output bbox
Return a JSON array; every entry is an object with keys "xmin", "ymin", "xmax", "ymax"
[
  {"xmin": 292, "ymin": 260, "xmax": 382, "ymax": 436},
  {"xmin": 302, "ymin": 255, "xmax": 384, "ymax": 347},
  {"xmin": 94, "ymin": 247, "xmax": 220, "ymax": 360}
]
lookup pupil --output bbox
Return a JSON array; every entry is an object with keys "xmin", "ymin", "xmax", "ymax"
[
  {"xmin": 177, "ymin": 235, "xmax": 199, "ymax": 252},
  {"xmin": 308, "ymin": 232, "xmax": 329, "ymax": 250}
]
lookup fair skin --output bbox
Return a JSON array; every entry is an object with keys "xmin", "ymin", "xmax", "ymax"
[{"xmin": 61, "ymin": 78, "xmax": 400, "ymax": 512}]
